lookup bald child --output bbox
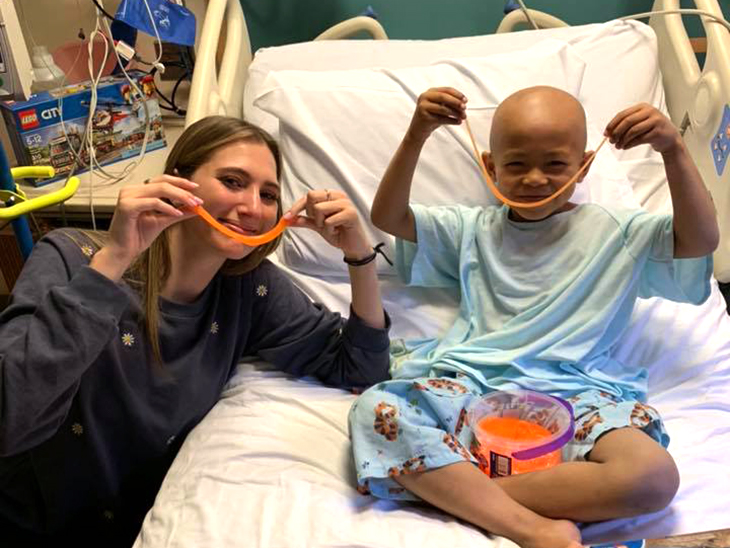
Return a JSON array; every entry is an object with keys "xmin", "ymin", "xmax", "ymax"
[{"xmin": 349, "ymin": 86, "xmax": 718, "ymax": 548}]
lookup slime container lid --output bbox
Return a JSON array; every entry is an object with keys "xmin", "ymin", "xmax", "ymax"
[{"xmin": 467, "ymin": 389, "xmax": 575, "ymax": 460}]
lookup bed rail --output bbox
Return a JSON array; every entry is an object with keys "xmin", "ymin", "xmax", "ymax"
[{"xmin": 649, "ymin": 0, "xmax": 730, "ymax": 282}]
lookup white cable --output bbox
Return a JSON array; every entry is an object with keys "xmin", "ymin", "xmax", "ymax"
[
  {"xmin": 77, "ymin": 0, "xmax": 152, "ymax": 188},
  {"xmin": 620, "ymin": 8, "xmax": 730, "ymax": 34},
  {"xmin": 510, "ymin": 2, "xmax": 730, "ymax": 34},
  {"xmin": 514, "ymin": 0, "xmax": 539, "ymax": 30},
  {"xmin": 86, "ymin": 12, "xmax": 110, "ymax": 230},
  {"xmin": 100, "ymin": 15, "xmax": 152, "ymax": 182},
  {"xmin": 142, "ymin": 0, "xmax": 164, "ymax": 69}
]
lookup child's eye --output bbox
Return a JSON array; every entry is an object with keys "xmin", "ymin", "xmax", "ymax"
[{"xmin": 505, "ymin": 162, "xmax": 524, "ymax": 168}]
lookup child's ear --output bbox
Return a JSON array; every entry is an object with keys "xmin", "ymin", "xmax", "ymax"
[
  {"xmin": 482, "ymin": 151, "xmax": 497, "ymax": 181},
  {"xmin": 577, "ymin": 150, "xmax": 595, "ymax": 183}
]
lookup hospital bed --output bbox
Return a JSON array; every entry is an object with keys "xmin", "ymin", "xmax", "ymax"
[{"xmin": 133, "ymin": 1, "xmax": 730, "ymax": 546}]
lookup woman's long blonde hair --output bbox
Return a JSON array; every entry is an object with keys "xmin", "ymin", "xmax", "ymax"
[{"xmin": 73, "ymin": 116, "xmax": 283, "ymax": 364}]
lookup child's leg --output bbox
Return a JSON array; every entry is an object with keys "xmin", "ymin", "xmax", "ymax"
[
  {"xmin": 394, "ymin": 461, "xmax": 583, "ymax": 548},
  {"xmin": 349, "ymin": 376, "xmax": 582, "ymax": 548},
  {"xmin": 494, "ymin": 426, "xmax": 679, "ymax": 521},
  {"xmin": 494, "ymin": 392, "xmax": 678, "ymax": 522}
]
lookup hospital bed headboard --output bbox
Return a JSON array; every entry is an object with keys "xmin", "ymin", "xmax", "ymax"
[{"xmin": 186, "ymin": 0, "xmax": 730, "ymax": 283}]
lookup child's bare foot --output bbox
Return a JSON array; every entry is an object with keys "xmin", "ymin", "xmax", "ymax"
[{"xmin": 517, "ymin": 518, "xmax": 582, "ymax": 548}]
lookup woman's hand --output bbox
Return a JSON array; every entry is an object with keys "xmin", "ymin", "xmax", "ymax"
[
  {"xmin": 284, "ymin": 189, "xmax": 372, "ymax": 260},
  {"xmin": 91, "ymin": 174, "xmax": 202, "ymax": 281},
  {"xmin": 604, "ymin": 103, "xmax": 682, "ymax": 154},
  {"xmin": 406, "ymin": 87, "xmax": 468, "ymax": 143}
]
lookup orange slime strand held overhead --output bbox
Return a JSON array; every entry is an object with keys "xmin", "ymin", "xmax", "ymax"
[
  {"xmin": 190, "ymin": 204, "xmax": 292, "ymax": 246},
  {"xmin": 462, "ymin": 116, "xmax": 608, "ymax": 209}
]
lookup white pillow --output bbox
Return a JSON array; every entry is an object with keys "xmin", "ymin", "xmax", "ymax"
[
  {"xmin": 255, "ymin": 40, "xmax": 636, "ymax": 277},
  {"xmin": 246, "ymin": 20, "xmax": 666, "ymax": 143}
]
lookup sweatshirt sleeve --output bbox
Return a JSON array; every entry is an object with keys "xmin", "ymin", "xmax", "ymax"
[
  {"xmin": 245, "ymin": 261, "xmax": 391, "ymax": 389},
  {"xmin": 0, "ymin": 232, "xmax": 131, "ymax": 456}
]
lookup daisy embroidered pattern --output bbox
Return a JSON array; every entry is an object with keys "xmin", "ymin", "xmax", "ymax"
[
  {"xmin": 80, "ymin": 245, "xmax": 95, "ymax": 258},
  {"xmin": 256, "ymin": 284, "xmax": 268, "ymax": 297},
  {"xmin": 71, "ymin": 423, "xmax": 84, "ymax": 436},
  {"xmin": 210, "ymin": 321, "xmax": 219, "ymax": 334},
  {"xmin": 121, "ymin": 332, "xmax": 135, "ymax": 347}
]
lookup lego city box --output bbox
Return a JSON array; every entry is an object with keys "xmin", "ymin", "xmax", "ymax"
[{"xmin": 0, "ymin": 71, "xmax": 166, "ymax": 186}]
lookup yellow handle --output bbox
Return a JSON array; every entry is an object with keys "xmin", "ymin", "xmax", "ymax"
[
  {"xmin": 0, "ymin": 167, "xmax": 80, "ymax": 219},
  {"xmin": 10, "ymin": 166, "xmax": 56, "ymax": 180}
]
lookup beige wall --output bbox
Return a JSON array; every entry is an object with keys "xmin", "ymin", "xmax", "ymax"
[{"xmin": 13, "ymin": 0, "xmax": 123, "ymax": 52}]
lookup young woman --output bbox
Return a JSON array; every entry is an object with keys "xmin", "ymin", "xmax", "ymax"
[{"xmin": 0, "ymin": 116, "xmax": 390, "ymax": 546}]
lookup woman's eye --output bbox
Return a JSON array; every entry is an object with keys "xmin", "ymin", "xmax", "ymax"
[
  {"xmin": 261, "ymin": 191, "xmax": 279, "ymax": 203},
  {"xmin": 221, "ymin": 176, "xmax": 244, "ymax": 188}
]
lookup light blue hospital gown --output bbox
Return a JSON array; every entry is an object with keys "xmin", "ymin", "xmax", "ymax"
[{"xmin": 349, "ymin": 203, "xmax": 713, "ymax": 500}]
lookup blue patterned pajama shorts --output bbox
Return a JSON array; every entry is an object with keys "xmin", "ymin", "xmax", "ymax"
[{"xmin": 348, "ymin": 374, "xmax": 669, "ymax": 500}]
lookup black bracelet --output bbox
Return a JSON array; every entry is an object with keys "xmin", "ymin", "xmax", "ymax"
[{"xmin": 343, "ymin": 242, "xmax": 393, "ymax": 267}]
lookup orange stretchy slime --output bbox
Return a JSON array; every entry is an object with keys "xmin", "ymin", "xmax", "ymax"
[
  {"xmin": 476, "ymin": 416, "xmax": 561, "ymax": 476},
  {"xmin": 190, "ymin": 204, "xmax": 291, "ymax": 246},
  {"xmin": 478, "ymin": 416, "xmax": 552, "ymax": 440},
  {"xmin": 463, "ymin": 117, "xmax": 608, "ymax": 209}
]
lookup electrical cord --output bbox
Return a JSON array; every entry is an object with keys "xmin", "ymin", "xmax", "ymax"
[
  {"xmin": 514, "ymin": 0, "xmax": 539, "ymax": 30},
  {"xmin": 91, "ymin": 0, "xmax": 115, "ymax": 21},
  {"xmin": 620, "ymin": 9, "xmax": 730, "ymax": 34},
  {"xmin": 511, "ymin": 2, "xmax": 730, "ymax": 34},
  {"xmin": 170, "ymin": 71, "xmax": 190, "ymax": 115},
  {"xmin": 149, "ymin": 65, "xmax": 190, "ymax": 115},
  {"xmin": 141, "ymin": 0, "xmax": 164, "ymax": 67}
]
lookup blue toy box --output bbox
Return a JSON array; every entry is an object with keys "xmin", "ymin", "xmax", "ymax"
[{"xmin": 0, "ymin": 71, "xmax": 166, "ymax": 186}]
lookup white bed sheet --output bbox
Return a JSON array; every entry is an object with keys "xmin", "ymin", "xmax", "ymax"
[{"xmin": 136, "ymin": 19, "xmax": 730, "ymax": 548}]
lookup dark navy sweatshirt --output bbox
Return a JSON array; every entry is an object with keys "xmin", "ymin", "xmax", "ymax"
[{"xmin": 0, "ymin": 230, "xmax": 390, "ymax": 546}]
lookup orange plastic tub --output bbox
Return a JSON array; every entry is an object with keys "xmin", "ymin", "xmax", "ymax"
[{"xmin": 468, "ymin": 390, "xmax": 574, "ymax": 477}]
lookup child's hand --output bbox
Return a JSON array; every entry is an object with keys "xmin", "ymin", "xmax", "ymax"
[
  {"xmin": 604, "ymin": 103, "xmax": 681, "ymax": 154},
  {"xmin": 406, "ymin": 87, "xmax": 468, "ymax": 143}
]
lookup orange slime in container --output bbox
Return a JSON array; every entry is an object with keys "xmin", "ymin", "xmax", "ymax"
[
  {"xmin": 477, "ymin": 416, "xmax": 561, "ymax": 476},
  {"xmin": 478, "ymin": 416, "xmax": 552, "ymax": 440}
]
